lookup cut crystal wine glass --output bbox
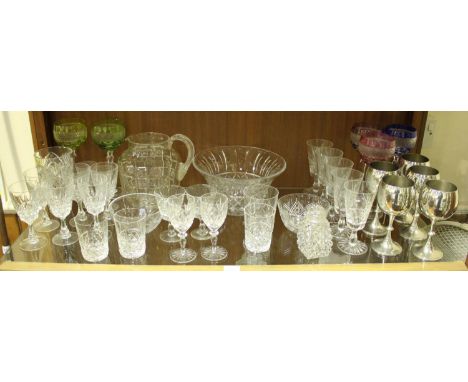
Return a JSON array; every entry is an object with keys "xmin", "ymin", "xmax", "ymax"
[
  {"xmin": 166, "ymin": 193, "xmax": 198, "ymax": 264},
  {"xmin": 68, "ymin": 162, "xmax": 91, "ymax": 228},
  {"xmin": 154, "ymin": 185, "xmax": 185, "ymax": 243},
  {"xmin": 186, "ymin": 184, "xmax": 212, "ymax": 241},
  {"xmin": 337, "ymin": 179, "xmax": 374, "ymax": 256},
  {"xmin": 23, "ymin": 166, "xmax": 60, "ymax": 233},
  {"xmin": 200, "ymin": 192, "xmax": 229, "ymax": 261},
  {"xmin": 306, "ymin": 139, "xmax": 333, "ymax": 195},
  {"xmin": 53, "ymin": 118, "xmax": 88, "ymax": 157},
  {"xmin": 9, "ymin": 181, "xmax": 48, "ymax": 251},
  {"xmin": 91, "ymin": 118, "xmax": 126, "ymax": 163},
  {"xmin": 91, "ymin": 162, "xmax": 118, "ymax": 225}
]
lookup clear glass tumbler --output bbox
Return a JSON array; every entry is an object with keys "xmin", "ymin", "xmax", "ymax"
[
  {"xmin": 75, "ymin": 212, "xmax": 109, "ymax": 262},
  {"xmin": 114, "ymin": 208, "xmax": 147, "ymax": 260},
  {"xmin": 244, "ymin": 202, "xmax": 276, "ymax": 254}
]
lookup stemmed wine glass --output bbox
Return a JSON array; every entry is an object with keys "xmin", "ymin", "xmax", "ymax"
[
  {"xmin": 79, "ymin": 175, "xmax": 108, "ymax": 226},
  {"xmin": 166, "ymin": 193, "xmax": 198, "ymax": 264},
  {"xmin": 350, "ymin": 123, "xmax": 377, "ymax": 149},
  {"xmin": 400, "ymin": 165, "xmax": 440, "ymax": 241},
  {"xmin": 46, "ymin": 173, "xmax": 79, "ymax": 246},
  {"xmin": 363, "ymin": 161, "xmax": 399, "ymax": 237},
  {"xmin": 337, "ymin": 179, "xmax": 375, "ymax": 256},
  {"xmin": 154, "ymin": 185, "xmax": 185, "ymax": 243},
  {"xmin": 91, "ymin": 162, "xmax": 119, "ymax": 225},
  {"xmin": 69, "ymin": 162, "xmax": 92, "ymax": 228},
  {"xmin": 331, "ymin": 168, "xmax": 364, "ymax": 238},
  {"xmin": 186, "ymin": 184, "xmax": 212, "ymax": 241},
  {"xmin": 358, "ymin": 131, "xmax": 396, "ymax": 173},
  {"xmin": 91, "ymin": 118, "xmax": 126, "ymax": 163},
  {"xmin": 306, "ymin": 139, "xmax": 333, "ymax": 195},
  {"xmin": 319, "ymin": 147, "xmax": 343, "ymax": 220},
  {"xmin": 200, "ymin": 192, "xmax": 229, "ymax": 261},
  {"xmin": 412, "ymin": 180, "xmax": 458, "ymax": 261},
  {"xmin": 326, "ymin": 157, "xmax": 353, "ymax": 222},
  {"xmin": 23, "ymin": 166, "xmax": 60, "ymax": 232},
  {"xmin": 382, "ymin": 124, "xmax": 417, "ymax": 158},
  {"xmin": 371, "ymin": 175, "xmax": 414, "ymax": 256},
  {"xmin": 53, "ymin": 118, "xmax": 88, "ymax": 158},
  {"xmin": 8, "ymin": 181, "xmax": 48, "ymax": 251}
]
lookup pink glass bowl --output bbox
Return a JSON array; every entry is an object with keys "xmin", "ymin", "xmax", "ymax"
[
  {"xmin": 350, "ymin": 123, "xmax": 378, "ymax": 149},
  {"xmin": 358, "ymin": 131, "xmax": 396, "ymax": 164}
]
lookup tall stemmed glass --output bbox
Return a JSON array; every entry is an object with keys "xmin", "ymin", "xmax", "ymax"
[
  {"xmin": 23, "ymin": 166, "xmax": 60, "ymax": 232},
  {"xmin": 9, "ymin": 181, "xmax": 48, "ymax": 251},
  {"xmin": 358, "ymin": 131, "xmax": 396, "ymax": 173},
  {"xmin": 400, "ymin": 166, "xmax": 440, "ymax": 241},
  {"xmin": 186, "ymin": 184, "xmax": 212, "ymax": 241},
  {"xmin": 154, "ymin": 185, "xmax": 185, "ymax": 243},
  {"xmin": 91, "ymin": 162, "xmax": 118, "ymax": 225},
  {"xmin": 166, "ymin": 193, "xmax": 197, "ymax": 264},
  {"xmin": 200, "ymin": 192, "xmax": 229, "ymax": 261},
  {"xmin": 34, "ymin": 146, "xmax": 74, "ymax": 173},
  {"xmin": 69, "ymin": 162, "xmax": 92, "ymax": 228},
  {"xmin": 412, "ymin": 180, "xmax": 458, "ymax": 261},
  {"xmin": 326, "ymin": 157, "xmax": 353, "ymax": 222},
  {"xmin": 319, "ymin": 147, "xmax": 343, "ymax": 220},
  {"xmin": 331, "ymin": 168, "xmax": 364, "ymax": 238},
  {"xmin": 363, "ymin": 161, "xmax": 399, "ymax": 237},
  {"xmin": 306, "ymin": 139, "xmax": 333, "ymax": 195},
  {"xmin": 382, "ymin": 124, "xmax": 417, "ymax": 159},
  {"xmin": 350, "ymin": 123, "xmax": 377, "ymax": 149},
  {"xmin": 91, "ymin": 118, "xmax": 126, "ymax": 163},
  {"xmin": 371, "ymin": 175, "xmax": 414, "ymax": 256},
  {"xmin": 53, "ymin": 118, "xmax": 88, "ymax": 158},
  {"xmin": 337, "ymin": 179, "xmax": 374, "ymax": 256},
  {"xmin": 79, "ymin": 176, "xmax": 108, "ymax": 226},
  {"xmin": 47, "ymin": 173, "xmax": 79, "ymax": 246}
]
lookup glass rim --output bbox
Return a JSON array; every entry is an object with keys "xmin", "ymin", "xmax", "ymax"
[{"xmin": 244, "ymin": 201, "xmax": 276, "ymax": 216}]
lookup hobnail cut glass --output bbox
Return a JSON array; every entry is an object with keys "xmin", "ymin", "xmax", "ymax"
[
  {"xmin": 108, "ymin": 193, "xmax": 162, "ymax": 234},
  {"xmin": 278, "ymin": 193, "xmax": 330, "ymax": 233},
  {"xmin": 297, "ymin": 205, "xmax": 333, "ymax": 259},
  {"xmin": 193, "ymin": 146, "xmax": 286, "ymax": 216},
  {"xmin": 382, "ymin": 124, "xmax": 417, "ymax": 157},
  {"xmin": 358, "ymin": 131, "xmax": 396, "ymax": 164}
]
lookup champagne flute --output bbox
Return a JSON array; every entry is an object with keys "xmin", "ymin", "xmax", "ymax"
[{"xmin": 91, "ymin": 118, "xmax": 126, "ymax": 163}]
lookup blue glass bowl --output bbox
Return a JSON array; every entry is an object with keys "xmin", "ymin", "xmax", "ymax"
[{"xmin": 382, "ymin": 125, "xmax": 417, "ymax": 156}]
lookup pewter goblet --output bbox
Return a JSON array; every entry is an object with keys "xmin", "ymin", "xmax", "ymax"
[
  {"xmin": 363, "ymin": 161, "xmax": 399, "ymax": 237},
  {"xmin": 412, "ymin": 180, "xmax": 458, "ymax": 261},
  {"xmin": 371, "ymin": 175, "xmax": 414, "ymax": 256},
  {"xmin": 400, "ymin": 166, "xmax": 440, "ymax": 241},
  {"xmin": 396, "ymin": 153, "xmax": 431, "ymax": 224}
]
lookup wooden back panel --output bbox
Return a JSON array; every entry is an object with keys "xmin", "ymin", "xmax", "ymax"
[{"xmin": 43, "ymin": 111, "xmax": 424, "ymax": 187}]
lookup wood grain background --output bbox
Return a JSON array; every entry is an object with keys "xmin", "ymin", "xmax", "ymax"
[{"xmin": 43, "ymin": 111, "xmax": 425, "ymax": 188}]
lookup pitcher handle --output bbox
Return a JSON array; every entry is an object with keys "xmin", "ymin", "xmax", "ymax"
[{"xmin": 170, "ymin": 134, "xmax": 195, "ymax": 182}]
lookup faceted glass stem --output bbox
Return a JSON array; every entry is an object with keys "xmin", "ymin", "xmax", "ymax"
[
  {"xmin": 210, "ymin": 230, "xmax": 219, "ymax": 253},
  {"xmin": 168, "ymin": 223, "xmax": 177, "ymax": 238},
  {"xmin": 179, "ymin": 232, "xmax": 188, "ymax": 254},
  {"xmin": 27, "ymin": 224, "xmax": 39, "ymax": 244},
  {"xmin": 199, "ymin": 221, "xmax": 209, "ymax": 236},
  {"xmin": 106, "ymin": 150, "xmax": 114, "ymax": 163},
  {"xmin": 60, "ymin": 218, "xmax": 71, "ymax": 240}
]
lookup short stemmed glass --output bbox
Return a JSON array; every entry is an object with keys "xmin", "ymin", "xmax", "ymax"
[
  {"xmin": 371, "ymin": 175, "xmax": 414, "ymax": 256},
  {"xmin": 9, "ymin": 181, "xmax": 48, "ymax": 251},
  {"xmin": 69, "ymin": 162, "xmax": 92, "ymax": 228},
  {"xmin": 306, "ymin": 139, "xmax": 333, "ymax": 195},
  {"xmin": 166, "ymin": 193, "xmax": 198, "ymax": 264},
  {"xmin": 53, "ymin": 118, "xmax": 88, "ymax": 158},
  {"xmin": 186, "ymin": 184, "xmax": 212, "ymax": 241},
  {"xmin": 47, "ymin": 174, "xmax": 79, "ymax": 246},
  {"xmin": 200, "ymin": 192, "xmax": 229, "ymax": 261},
  {"xmin": 91, "ymin": 162, "xmax": 119, "ymax": 224},
  {"xmin": 319, "ymin": 147, "xmax": 343, "ymax": 220},
  {"xmin": 331, "ymin": 168, "xmax": 364, "ymax": 238},
  {"xmin": 91, "ymin": 118, "xmax": 126, "ymax": 163},
  {"xmin": 154, "ymin": 185, "xmax": 185, "ymax": 243},
  {"xmin": 412, "ymin": 180, "xmax": 458, "ymax": 261},
  {"xmin": 23, "ymin": 166, "xmax": 60, "ymax": 232},
  {"xmin": 337, "ymin": 179, "xmax": 375, "ymax": 256},
  {"xmin": 400, "ymin": 166, "xmax": 440, "ymax": 241},
  {"xmin": 363, "ymin": 161, "xmax": 399, "ymax": 237}
]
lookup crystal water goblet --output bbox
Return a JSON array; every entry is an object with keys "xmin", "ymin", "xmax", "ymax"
[
  {"xmin": 331, "ymin": 168, "xmax": 364, "ymax": 238},
  {"xmin": 186, "ymin": 184, "xmax": 212, "ymax": 241},
  {"xmin": 319, "ymin": 147, "xmax": 343, "ymax": 220},
  {"xmin": 68, "ymin": 162, "xmax": 92, "ymax": 228},
  {"xmin": 8, "ymin": 181, "xmax": 48, "ymax": 251},
  {"xmin": 23, "ymin": 166, "xmax": 60, "ymax": 232},
  {"xmin": 243, "ymin": 184, "xmax": 279, "ymax": 209},
  {"xmin": 337, "ymin": 179, "xmax": 375, "ymax": 256},
  {"xmin": 363, "ymin": 161, "xmax": 399, "ymax": 237},
  {"xmin": 306, "ymin": 139, "xmax": 333, "ymax": 195},
  {"xmin": 400, "ymin": 165, "xmax": 440, "ymax": 241},
  {"xmin": 53, "ymin": 118, "xmax": 88, "ymax": 158},
  {"xmin": 154, "ymin": 185, "xmax": 185, "ymax": 243},
  {"xmin": 114, "ymin": 208, "xmax": 147, "ymax": 260},
  {"xmin": 200, "ymin": 192, "xmax": 229, "ymax": 261},
  {"xmin": 47, "ymin": 174, "xmax": 79, "ymax": 246},
  {"xmin": 34, "ymin": 146, "xmax": 74, "ymax": 182},
  {"xmin": 371, "ymin": 175, "xmax": 414, "ymax": 256},
  {"xmin": 91, "ymin": 118, "xmax": 126, "ymax": 163},
  {"xmin": 412, "ymin": 180, "xmax": 458, "ymax": 261},
  {"xmin": 91, "ymin": 162, "xmax": 118, "ymax": 224},
  {"xmin": 244, "ymin": 202, "xmax": 276, "ymax": 253},
  {"xmin": 78, "ymin": 175, "xmax": 108, "ymax": 226},
  {"xmin": 166, "ymin": 193, "xmax": 198, "ymax": 264}
]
